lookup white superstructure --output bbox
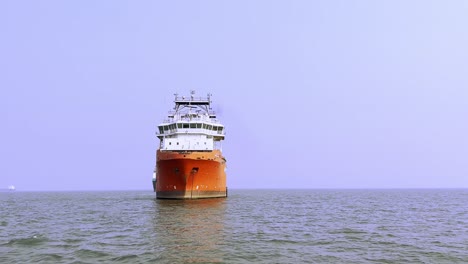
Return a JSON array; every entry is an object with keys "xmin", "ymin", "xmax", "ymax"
[{"xmin": 156, "ymin": 91, "xmax": 225, "ymax": 152}]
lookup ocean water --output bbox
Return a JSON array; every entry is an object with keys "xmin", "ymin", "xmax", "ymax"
[{"xmin": 0, "ymin": 189, "xmax": 467, "ymax": 263}]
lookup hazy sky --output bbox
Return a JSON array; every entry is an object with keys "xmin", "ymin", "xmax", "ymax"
[{"xmin": 1, "ymin": 1, "xmax": 468, "ymax": 190}]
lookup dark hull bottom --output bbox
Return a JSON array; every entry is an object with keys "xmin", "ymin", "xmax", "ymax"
[{"xmin": 156, "ymin": 190, "xmax": 227, "ymax": 200}]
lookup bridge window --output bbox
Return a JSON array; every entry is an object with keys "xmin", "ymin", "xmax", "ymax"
[
  {"xmin": 177, "ymin": 123, "xmax": 182, "ymax": 128},
  {"xmin": 207, "ymin": 125, "xmax": 212, "ymax": 130},
  {"xmin": 190, "ymin": 123, "xmax": 196, "ymax": 128},
  {"xmin": 197, "ymin": 123, "xmax": 202, "ymax": 128},
  {"xmin": 203, "ymin": 124, "xmax": 207, "ymax": 129},
  {"xmin": 164, "ymin": 125, "xmax": 168, "ymax": 131},
  {"xmin": 159, "ymin": 127, "xmax": 163, "ymax": 134},
  {"xmin": 183, "ymin": 123, "xmax": 189, "ymax": 128}
]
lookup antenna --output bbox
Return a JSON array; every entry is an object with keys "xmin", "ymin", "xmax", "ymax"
[
  {"xmin": 173, "ymin": 93, "xmax": 178, "ymax": 110},
  {"xmin": 208, "ymin": 93, "xmax": 212, "ymax": 109}
]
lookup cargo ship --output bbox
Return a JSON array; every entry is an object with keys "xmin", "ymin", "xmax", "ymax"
[{"xmin": 153, "ymin": 91, "xmax": 227, "ymax": 199}]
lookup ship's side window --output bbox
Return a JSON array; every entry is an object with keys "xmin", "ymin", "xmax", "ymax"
[
  {"xmin": 159, "ymin": 127, "xmax": 164, "ymax": 134},
  {"xmin": 197, "ymin": 123, "xmax": 202, "ymax": 128},
  {"xmin": 213, "ymin": 126, "xmax": 217, "ymax": 131},
  {"xmin": 202, "ymin": 124, "xmax": 207, "ymax": 129},
  {"xmin": 183, "ymin": 123, "xmax": 189, "ymax": 128},
  {"xmin": 177, "ymin": 142, "xmax": 179, "ymax": 145},
  {"xmin": 164, "ymin": 125, "xmax": 169, "ymax": 131},
  {"xmin": 177, "ymin": 123, "xmax": 182, "ymax": 128},
  {"xmin": 169, "ymin": 142, "xmax": 172, "ymax": 145},
  {"xmin": 190, "ymin": 123, "xmax": 196, "ymax": 128},
  {"xmin": 207, "ymin": 125, "xmax": 212, "ymax": 130}
]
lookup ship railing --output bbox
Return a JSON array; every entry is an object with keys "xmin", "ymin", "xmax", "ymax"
[
  {"xmin": 157, "ymin": 128, "xmax": 225, "ymax": 136},
  {"xmin": 174, "ymin": 96, "xmax": 210, "ymax": 102},
  {"xmin": 167, "ymin": 112, "xmax": 218, "ymax": 120},
  {"xmin": 162, "ymin": 117, "xmax": 222, "ymax": 124},
  {"xmin": 167, "ymin": 110, "xmax": 211, "ymax": 116}
]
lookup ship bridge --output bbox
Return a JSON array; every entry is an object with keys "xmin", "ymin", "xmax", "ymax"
[{"xmin": 156, "ymin": 91, "xmax": 225, "ymax": 151}]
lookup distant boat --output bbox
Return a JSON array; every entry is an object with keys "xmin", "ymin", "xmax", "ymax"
[{"xmin": 8, "ymin": 185, "xmax": 15, "ymax": 191}]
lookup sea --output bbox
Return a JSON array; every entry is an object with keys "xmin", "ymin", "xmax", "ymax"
[{"xmin": 0, "ymin": 189, "xmax": 467, "ymax": 263}]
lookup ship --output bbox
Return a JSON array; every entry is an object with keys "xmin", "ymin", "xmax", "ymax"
[{"xmin": 153, "ymin": 91, "xmax": 227, "ymax": 199}]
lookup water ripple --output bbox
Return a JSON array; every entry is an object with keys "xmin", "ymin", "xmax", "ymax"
[{"xmin": 0, "ymin": 190, "xmax": 467, "ymax": 263}]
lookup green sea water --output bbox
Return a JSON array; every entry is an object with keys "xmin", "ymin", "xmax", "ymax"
[{"xmin": 1, "ymin": 189, "xmax": 467, "ymax": 263}]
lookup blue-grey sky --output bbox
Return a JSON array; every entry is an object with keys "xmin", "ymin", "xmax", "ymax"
[{"xmin": 1, "ymin": 1, "xmax": 468, "ymax": 190}]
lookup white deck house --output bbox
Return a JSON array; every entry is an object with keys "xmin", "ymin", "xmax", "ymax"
[{"xmin": 156, "ymin": 92, "xmax": 225, "ymax": 152}]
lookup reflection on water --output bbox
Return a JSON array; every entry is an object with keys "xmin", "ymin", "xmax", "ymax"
[{"xmin": 151, "ymin": 198, "xmax": 227, "ymax": 263}]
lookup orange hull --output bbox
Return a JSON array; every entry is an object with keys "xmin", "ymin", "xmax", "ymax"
[{"xmin": 155, "ymin": 150, "xmax": 227, "ymax": 199}]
